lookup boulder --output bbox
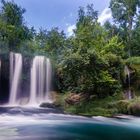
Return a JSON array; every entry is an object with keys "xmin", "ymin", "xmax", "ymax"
[
  {"xmin": 40, "ymin": 102, "xmax": 56, "ymax": 108},
  {"xmin": 65, "ymin": 93, "xmax": 89, "ymax": 105},
  {"xmin": 40, "ymin": 102, "xmax": 61, "ymax": 109}
]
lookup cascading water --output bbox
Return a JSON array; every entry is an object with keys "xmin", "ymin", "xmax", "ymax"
[
  {"xmin": 0, "ymin": 60, "xmax": 1, "ymax": 76},
  {"xmin": 0, "ymin": 59, "xmax": 1, "ymax": 72},
  {"xmin": 124, "ymin": 66, "xmax": 131, "ymax": 87},
  {"xmin": 124, "ymin": 65, "xmax": 132, "ymax": 99},
  {"xmin": 0, "ymin": 59, "xmax": 1, "ymax": 92},
  {"xmin": 29, "ymin": 56, "xmax": 52, "ymax": 105},
  {"xmin": 46, "ymin": 58, "xmax": 52, "ymax": 100},
  {"xmin": 9, "ymin": 52, "xmax": 22, "ymax": 105}
]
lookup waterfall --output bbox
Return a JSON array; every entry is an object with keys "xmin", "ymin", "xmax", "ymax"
[
  {"xmin": 0, "ymin": 60, "xmax": 1, "ymax": 76},
  {"xmin": 46, "ymin": 58, "xmax": 52, "ymax": 100},
  {"xmin": 8, "ymin": 53, "xmax": 52, "ymax": 106},
  {"xmin": 128, "ymin": 90, "xmax": 132, "ymax": 100},
  {"xmin": 29, "ymin": 56, "xmax": 52, "ymax": 105},
  {"xmin": 9, "ymin": 52, "xmax": 22, "ymax": 105},
  {"xmin": 124, "ymin": 65, "xmax": 132, "ymax": 99},
  {"xmin": 124, "ymin": 66, "xmax": 131, "ymax": 87},
  {"xmin": 0, "ymin": 59, "xmax": 1, "ymax": 93},
  {"xmin": 0, "ymin": 59, "xmax": 1, "ymax": 71}
]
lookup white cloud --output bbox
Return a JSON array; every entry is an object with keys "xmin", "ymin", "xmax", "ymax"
[
  {"xmin": 66, "ymin": 8, "xmax": 112, "ymax": 36},
  {"xmin": 98, "ymin": 8, "xmax": 112, "ymax": 25},
  {"xmin": 67, "ymin": 24, "xmax": 76, "ymax": 36}
]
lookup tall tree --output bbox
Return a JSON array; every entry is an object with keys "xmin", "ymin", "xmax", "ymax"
[
  {"xmin": 45, "ymin": 28, "xmax": 66, "ymax": 57},
  {"xmin": 131, "ymin": 14, "xmax": 140, "ymax": 55},
  {"xmin": 110, "ymin": 0, "xmax": 140, "ymax": 56},
  {"xmin": 74, "ymin": 4, "xmax": 106, "ymax": 51},
  {"xmin": 0, "ymin": 0, "xmax": 32, "ymax": 50}
]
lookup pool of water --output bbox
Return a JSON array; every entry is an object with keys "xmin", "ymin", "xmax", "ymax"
[{"xmin": 0, "ymin": 107, "xmax": 140, "ymax": 140}]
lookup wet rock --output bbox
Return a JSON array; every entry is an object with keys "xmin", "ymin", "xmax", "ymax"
[
  {"xmin": 40, "ymin": 102, "xmax": 61, "ymax": 109},
  {"xmin": 40, "ymin": 102, "xmax": 64, "ymax": 113},
  {"xmin": 40, "ymin": 103, "xmax": 56, "ymax": 108}
]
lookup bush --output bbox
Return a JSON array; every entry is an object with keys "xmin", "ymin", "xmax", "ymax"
[
  {"xmin": 56, "ymin": 49, "xmax": 122, "ymax": 96},
  {"xmin": 108, "ymin": 100, "xmax": 130, "ymax": 114},
  {"xmin": 128, "ymin": 103, "xmax": 140, "ymax": 116},
  {"xmin": 126, "ymin": 57, "xmax": 140, "ymax": 65}
]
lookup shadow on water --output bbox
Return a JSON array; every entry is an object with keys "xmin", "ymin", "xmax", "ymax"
[{"xmin": 0, "ymin": 107, "xmax": 140, "ymax": 140}]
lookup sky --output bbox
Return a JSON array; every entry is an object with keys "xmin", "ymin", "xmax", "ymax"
[{"xmin": 4, "ymin": 0, "xmax": 111, "ymax": 35}]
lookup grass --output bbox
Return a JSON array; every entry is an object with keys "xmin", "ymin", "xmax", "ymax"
[
  {"xmin": 55, "ymin": 92, "xmax": 123, "ymax": 117},
  {"xmin": 54, "ymin": 91, "xmax": 140, "ymax": 117}
]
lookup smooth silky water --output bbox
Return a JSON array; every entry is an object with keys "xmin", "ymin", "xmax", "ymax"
[
  {"xmin": 1, "ymin": 53, "xmax": 140, "ymax": 140},
  {"xmin": 0, "ymin": 107, "xmax": 140, "ymax": 140},
  {"xmin": 9, "ymin": 53, "xmax": 52, "ymax": 106}
]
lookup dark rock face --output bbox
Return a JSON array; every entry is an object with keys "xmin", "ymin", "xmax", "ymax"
[
  {"xmin": 40, "ymin": 102, "xmax": 63, "ymax": 113},
  {"xmin": 40, "ymin": 103, "xmax": 56, "ymax": 108},
  {"xmin": 0, "ymin": 106, "xmax": 63, "ymax": 115},
  {"xmin": 20, "ymin": 56, "xmax": 32, "ymax": 100},
  {"xmin": 0, "ymin": 54, "xmax": 10, "ymax": 103}
]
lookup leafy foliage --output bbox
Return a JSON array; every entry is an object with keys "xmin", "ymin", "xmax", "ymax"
[
  {"xmin": 0, "ymin": 0, "xmax": 33, "ymax": 50},
  {"xmin": 1, "ymin": 0, "xmax": 140, "ymax": 103},
  {"xmin": 110, "ymin": 0, "xmax": 140, "ymax": 56},
  {"xmin": 55, "ymin": 5, "xmax": 124, "ymax": 97}
]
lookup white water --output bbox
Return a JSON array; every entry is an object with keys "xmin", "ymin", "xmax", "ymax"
[
  {"xmin": 9, "ymin": 52, "xmax": 22, "ymax": 105},
  {"xmin": 0, "ymin": 60, "xmax": 1, "ymax": 93},
  {"xmin": 29, "ymin": 56, "xmax": 52, "ymax": 105},
  {"xmin": 0, "ymin": 59, "xmax": 1, "ymax": 72},
  {"xmin": 0, "ymin": 60, "xmax": 1, "ymax": 79},
  {"xmin": 124, "ymin": 66, "xmax": 132, "ymax": 99},
  {"xmin": 124, "ymin": 66, "xmax": 131, "ymax": 87},
  {"xmin": 46, "ymin": 58, "xmax": 52, "ymax": 101}
]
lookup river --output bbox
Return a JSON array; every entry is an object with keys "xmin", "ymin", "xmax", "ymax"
[{"xmin": 0, "ymin": 107, "xmax": 140, "ymax": 140}]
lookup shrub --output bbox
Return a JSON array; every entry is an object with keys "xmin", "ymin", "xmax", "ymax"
[
  {"xmin": 128, "ymin": 103, "xmax": 140, "ymax": 116},
  {"xmin": 126, "ymin": 57, "xmax": 140, "ymax": 65}
]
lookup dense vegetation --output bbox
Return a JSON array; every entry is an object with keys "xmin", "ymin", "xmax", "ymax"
[{"xmin": 1, "ymin": 0, "xmax": 140, "ymax": 116}]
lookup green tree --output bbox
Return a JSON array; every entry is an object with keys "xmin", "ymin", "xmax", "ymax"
[
  {"xmin": 0, "ymin": 0, "xmax": 32, "ymax": 50},
  {"xmin": 26, "ymin": 27, "xmax": 66, "ymax": 59},
  {"xmin": 45, "ymin": 28, "xmax": 66, "ymax": 56},
  {"xmin": 56, "ymin": 5, "xmax": 123, "ymax": 97},
  {"xmin": 74, "ymin": 4, "xmax": 107, "ymax": 52},
  {"xmin": 101, "ymin": 36, "xmax": 125, "ymax": 57},
  {"xmin": 110, "ymin": 0, "xmax": 140, "ymax": 56},
  {"xmin": 131, "ymin": 15, "xmax": 140, "ymax": 56}
]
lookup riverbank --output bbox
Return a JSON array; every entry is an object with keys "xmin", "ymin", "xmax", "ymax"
[{"xmin": 46, "ymin": 92, "xmax": 140, "ymax": 117}]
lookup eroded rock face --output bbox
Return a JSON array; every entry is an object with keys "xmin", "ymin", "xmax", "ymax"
[{"xmin": 65, "ymin": 93, "xmax": 89, "ymax": 105}]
